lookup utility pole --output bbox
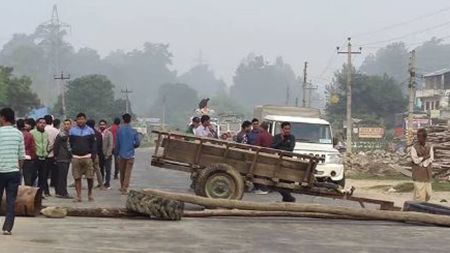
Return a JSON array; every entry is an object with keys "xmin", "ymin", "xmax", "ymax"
[
  {"xmin": 121, "ymin": 87, "xmax": 133, "ymax": 114},
  {"xmin": 285, "ymin": 85, "xmax": 290, "ymax": 106},
  {"xmin": 407, "ymin": 50, "xmax": 416, "ymax": 146},
  {"xmin": 161, "ymin": 94, "xmax": 167, "ymax": 131},
  {"xmin": 337, "ymin": 37, "xmax": 362, "ymax": 154},
  {"xmin": 53, "ymin": 71, "xmax": 70, "ymax": 118},
  {"xmin": 305, "ymin": 80, "xmax": 318, "ymax": 108},
  {"xmin": 302, "ymin": 62, "xmax": 308, "ymax": 107}
]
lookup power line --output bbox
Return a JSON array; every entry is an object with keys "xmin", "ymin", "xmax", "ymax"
[
  {"xmin": 359, "ymin": 20, "xmax": 450, "ymax": 47},
  {"xmin": 352, "ymin": 6, "xmax": 450, "ymax": 38}
]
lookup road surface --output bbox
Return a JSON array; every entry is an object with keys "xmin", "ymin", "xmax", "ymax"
[{"xmin": 2, "ymin": 148, "xmax": 450, "ymax": 253}]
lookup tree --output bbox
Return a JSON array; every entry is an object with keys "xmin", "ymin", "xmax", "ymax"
[
  {"xmin": 231, "ymin": 55, "xmax": 300, "ymax": 109},
  {"xmin": 149, "ymin": 83, "xmax": 199, "ymax": 129},
  {"xmin": 0, "ymin": 66, "xmax": 40, "ymax": 116},
  {"xmin": 178, "ymin": 64, "xmax": 226, "ymax": 97},
  {"xmin": 60, "ymin": 74, "xmax": 124, "ymax": 120},
  {"xmin": 326, "ymin": 65, "xmax": 406, "ymax": 129},
  {"xmin": 359, "ymin": 42, "xmax": 409, "ymax": 93},
  {"xmin": 103, "ymin": 43, "xmax": 177, "ymax": 115}
]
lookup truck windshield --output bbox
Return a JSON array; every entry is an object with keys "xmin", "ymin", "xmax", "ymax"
[{"xmin": 275, "ymin": 122, "xmax": 332, "ymax": 144}]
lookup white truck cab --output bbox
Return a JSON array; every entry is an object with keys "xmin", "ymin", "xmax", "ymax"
[{"xmin": 254, "ymin": 105, "xmax": 345, "ymax": 186}]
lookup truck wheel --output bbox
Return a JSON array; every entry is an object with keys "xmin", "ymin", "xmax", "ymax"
[{"xmin": 195, "ymin": 163, "xmax": 244, "ymax": 200}]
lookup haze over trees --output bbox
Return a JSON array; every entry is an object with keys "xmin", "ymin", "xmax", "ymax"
[{"xmin": 2, "ymin": 13, "xmax": 450, "ymax": 130}]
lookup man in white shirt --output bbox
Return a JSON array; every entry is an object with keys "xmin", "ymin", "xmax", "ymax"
[
  {"xmin": 44, "ymin": 115, "xmax": 60, "ymax": 196},
  {"xmin": 195, "ymin": 115, "xmax": 215, "ymax": 138},
  {"xmin": 410, "ymin": 128, "xmax": 434, "ymax": 202}
]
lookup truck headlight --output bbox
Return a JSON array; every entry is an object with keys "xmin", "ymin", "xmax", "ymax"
[{"xmin": 326, "ymin": 153, "xmax": 343, "ymax": 164}]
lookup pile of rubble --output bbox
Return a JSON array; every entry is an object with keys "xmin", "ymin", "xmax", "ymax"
[
  {"xmin": 345, "ymin": 125, "xmax": 450, "ymax": 180},
  {"xmin": 345, "ymin": 150, "xmax": 408, "ymax": 177}
]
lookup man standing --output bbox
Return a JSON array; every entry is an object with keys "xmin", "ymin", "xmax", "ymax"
[
  {"xmin": 54, "ymin": 119, "xmax": 72, "ymax": 198},
  {"xmin": 411, "ymin": 128, "xmax": 434, "ymax": 202},
  {"xmin": 31, "ymin": 118, "xmax": 49, "ymax": 197},
  {"xmin": 253, "ymin": 121, "xmax": 273, "ymax": 195},
  {"xmin": 235, "ymin": 121, "xmax": 252, "ymax": 144},
  {"xmin": 99, "ymin": 119, "xmax": 114, "ymax": 189},
  {"xmin": 87, "ymin": 119, "xmax": 104, "ymax": 189},
  {"xmin": 44, "ymin": 115, "xmax": 59, "ymax": 195},
  {"xmin": 70, "ymin": 113, "xmax": 97, "ymax": 202},
  {"xmin": 17, "ymin": 119, "xmax": 36, "ymax": 186},
  {"xmin": 272, "ymin": 122, "xmax": 297, "ymax": 202},
  {"xmin": 0, "ymin": 108, "xmax": 25, "ymax": 235},
  {"xmin": 247, "ymin": 118, "xmax": 260, "ymax": 145},
  {"xmin": 116, "ymin": 113, "xmax": 140, "ymax": 194},
  {"xmin": 186, "ymin": 117, "xmax": 200, "ymax": 135},
  {"xmin": 110, "ymin": 117, "xmax": 120, "ymax": 180}
]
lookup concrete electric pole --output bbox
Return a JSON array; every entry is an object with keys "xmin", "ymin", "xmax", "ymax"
[
  {"xmin": 302, "ymin": 61, "xmax": 308, "ymax": 107},
  {"xmin": 53, "ymin": 72, "xmax": 70, "ymax": 118},
  {"xmin": 337, "ymin": 37, "xmax": 362, "ymax": 154},
  {"xmin": 121, "ymin": 87, "xmax": 133, "ymax": 114},
  {"xmin": 407, "ymin": 50, "xmax": 416, "ymax": 146}
]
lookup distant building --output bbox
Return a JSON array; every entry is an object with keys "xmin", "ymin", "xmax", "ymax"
[{"xmin": 415, "ymin": 68, "xmax": 450, "ymax": 117}]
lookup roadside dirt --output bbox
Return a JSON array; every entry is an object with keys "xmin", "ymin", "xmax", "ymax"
[{"xmin": 348, "ymin": 179, "xmax": 450, "ymax": 208}]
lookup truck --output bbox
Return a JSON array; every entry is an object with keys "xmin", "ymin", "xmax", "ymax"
[{"xmin": 254, "ymin": 105, "xmax": 345, "ymax": 186}]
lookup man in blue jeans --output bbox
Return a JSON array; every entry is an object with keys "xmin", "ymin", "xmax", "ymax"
[{"xmin": 0, "ymin": 107, "xmax": 25, "ymax": 235}]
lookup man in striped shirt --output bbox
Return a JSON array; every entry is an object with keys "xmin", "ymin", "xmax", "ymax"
[{"xmin": 0, "ymin": 108, "xmax": 25, "ymax": 235}]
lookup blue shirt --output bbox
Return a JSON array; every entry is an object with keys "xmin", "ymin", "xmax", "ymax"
[{"xmin": 116, "ymin": 125, "xmax": 140, "ymax": 159}]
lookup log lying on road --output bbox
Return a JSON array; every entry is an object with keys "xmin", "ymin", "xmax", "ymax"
[
  {"xmin": 183, "ymin": 209, "xmax": 370, "ymax": 220},
  {"xmin": 65, "ymin": 207, "xmax": 138, "ymax": 218},
  {"xmin": 61, "ymin": 207, "xmax": 366, "ymax": 220},
  {"xmin": 143, "ymin": 188, "xmax": 450, "ymax": 227}
]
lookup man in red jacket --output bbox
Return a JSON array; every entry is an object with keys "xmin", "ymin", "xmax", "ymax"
[
  {"xmin": 17, "ymin": 119, "xmax": 36, "ymax": 186},
  {"xmin": 110, "ymin": 118, "xmax": 120, "ymax": 180}
]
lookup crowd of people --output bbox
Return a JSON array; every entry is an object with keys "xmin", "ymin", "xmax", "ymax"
[
  {"xmin": 0, "ymin": 107, "xmax": 141, "ymax": 235},
  {"xmin": 186, "ymin": 115, "xmax": 297, "ymax": 202}
]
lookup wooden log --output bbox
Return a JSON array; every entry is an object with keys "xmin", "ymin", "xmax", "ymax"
[
  {"xmin": 65, "ymin": 207, "xmax": 138, "ymax": 218},
  {"xmin": 60, "ymin": 207, "xmax": 365, "ymax": 220},
  {"xmin": 183, "ymin": 209, "xmax": 370, "ymax": 220},
  {"xmin": 142, "ymin": 188, "xmax": 450, "ymax": 227}
]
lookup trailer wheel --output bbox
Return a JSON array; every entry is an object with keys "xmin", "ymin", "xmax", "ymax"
[{"xmin": 195, "ymin": 163, "xmax": 244, "ymax": 200}]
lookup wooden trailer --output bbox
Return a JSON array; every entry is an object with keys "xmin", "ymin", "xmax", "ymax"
[{"xmin": 151, "ymin": 131, "xmax": 399, "ymax": 210}]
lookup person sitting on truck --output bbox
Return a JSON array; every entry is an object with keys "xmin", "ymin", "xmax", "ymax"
[
  {"xmin": 255, "ymin": 121, "xmax": 273, "ymax": 148},
  {"xmin": 195, "ymin": 115, "xmax": 214, "ymax": 138},
  {"xmin": 272, "ymin": 122, "xmax": 296, "ymax": 152},
  {"xmin": 247, "ymin": 118, "xmax": 260, "ymax": 145},
  {"xmin": 235, "ymin": 121, "xmax": 252, "ymax": 144},
  {"xmin": 186, "ymin": 117, "xmax": 200, "ymax": 135},
  {"xmin": 272, "ymin": 121, "xmax": 297, "ymax": 202}
]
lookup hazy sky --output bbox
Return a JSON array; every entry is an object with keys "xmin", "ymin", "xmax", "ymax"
[{"xmin": 1, "ymin": 0, "xmax": 450, "ymax": 86}]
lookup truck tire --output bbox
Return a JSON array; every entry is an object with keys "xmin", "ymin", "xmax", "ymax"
[
  {"xmin": 195, "ymin": 163, "xmax": 244, "ymax": 200},
  {"xmin": 403, "ymin": 201, "xmax": 450, "ymax": 216},
  {"xmin": 126, "ymin": 190, "xmax": 184, "ymax": 220}
]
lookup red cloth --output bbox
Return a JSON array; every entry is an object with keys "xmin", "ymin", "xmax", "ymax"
[
  {"xmin": 110, "ymin": 124, "xmax": 120, "ymax": 146},
  {"xmin": 22, "ymin": 130, "xmax": 36, "ymax": 160},
  {"xmin": 256, "ymin": 130, "xmax": 273, "ymax": 148}
]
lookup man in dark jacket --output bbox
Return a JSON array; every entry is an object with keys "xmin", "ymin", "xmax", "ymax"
[
  {"xmin": 69, "ymin": 113, "xmax": 97, "ymax": 202},
  {"xmin": 272, "ymin": 121, "xmax": 297, "ymax": 202},
  {"xmin": 235, "ymin": 121, "xmax": 252, "ymax": 144},
  {"xmin": 54, "ymin": 119, "xmax": 72, "ymax": 198},
  {"xmin": 87, "ymin": 119, "xmax": 104, "ymax": 189}
]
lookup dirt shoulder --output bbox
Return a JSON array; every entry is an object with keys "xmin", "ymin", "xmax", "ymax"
[{"xmin": 348, "ymin": 179, "xmax": 450, "ymax": 208}]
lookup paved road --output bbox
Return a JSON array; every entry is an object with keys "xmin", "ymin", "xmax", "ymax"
[{"xmin": 3, "ymin": 148, "xmax": 450, "ymax": 253}]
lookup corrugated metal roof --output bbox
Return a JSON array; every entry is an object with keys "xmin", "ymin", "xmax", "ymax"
[{"xmin": 424, "ymin": 68, "xmax": 450, "ymax": 77}]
